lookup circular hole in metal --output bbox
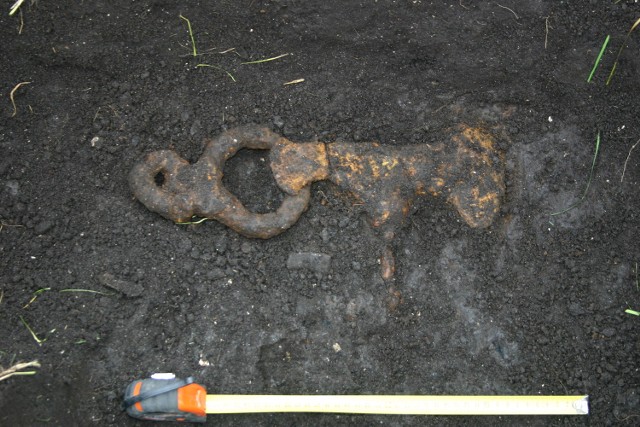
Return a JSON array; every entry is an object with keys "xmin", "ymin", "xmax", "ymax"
[
  {"xmin": 223, "ymin": 149, "xmax": 284, "ymax": 214},
  {"xmin": 154, "ymin": 171, "xmax": 166, "ymax": 187}
]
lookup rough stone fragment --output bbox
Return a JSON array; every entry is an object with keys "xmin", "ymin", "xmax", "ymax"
[
  {"xmin": 98, "ymin": 272, "xmax": 143, "ymax": 297},
  {"xmin": 286, "ymin": 252, "xmax": 332, "ymax": 274}
]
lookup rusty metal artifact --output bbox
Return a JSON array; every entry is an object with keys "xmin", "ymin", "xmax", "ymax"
[{"xmin": 129, "ymin": 124, "xmax": 505, "ymax": 278}]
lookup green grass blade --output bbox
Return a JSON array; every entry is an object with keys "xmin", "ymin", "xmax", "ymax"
[
  {"xmin": 179, "ymin": 15, "xmax": 198, "ymax": 57},
  {"xmin": 625, "ymin": 309, "xmax": 640, "ymax": 316},
  {"xmin": 607, "ymin": 17, "xmax": 640, "ymax": 85},
  {"xmin": 196, "ymin": 64, "xmax": 236, "ymax": 82},
  {"xmin": 59, "ymin": 288, "xmax": 110, "ymax": 295},
  {"xmin": 9, "ymin": 0, "xmax": 26, "ymax": 16},
  {"xmin": 578, "ymin": 131, "xmax": 600, "ymax": 200},
  {"xmin": 19, "ymin": 316, "xmax": 45, "ymax": 345},
  {"xmin": 23, "ymin": 287, "xmax": 52, "ymax": 308},
  {"xmin": 587, "ymin": 35, "xmax": 610, "ymax": 83},
  {"xmin": 551, "ymin": 131, "xmax": 601, "ymax": 216},
  {"xmin": 241, "ymin": 53, "xmax": 289, "ymax": 65},
  {"xmin": 175, "ymin": 215, "xmax": 210, "ymax": 224},
  {"xmin": 605, "ymin": 62, "xmax": 618, "ymax": 85}
]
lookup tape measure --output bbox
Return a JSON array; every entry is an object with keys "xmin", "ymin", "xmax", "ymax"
[{"xmin": 123, "ymin": 374, "xmax": 588, "ymax": 422}]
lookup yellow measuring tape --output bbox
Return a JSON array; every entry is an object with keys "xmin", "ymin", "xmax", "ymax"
[
  {"xmin": 123, "ymin": 376, "xmax": 588, "ymax": 421},
  {"xmin": 206, "ymin": 394, "xmax": 589, "ymax": 415}
]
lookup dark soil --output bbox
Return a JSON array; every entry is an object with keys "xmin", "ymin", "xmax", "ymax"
[{"xmin": 1, "ymin": 1, "xmax": 639, "ymax": 426}]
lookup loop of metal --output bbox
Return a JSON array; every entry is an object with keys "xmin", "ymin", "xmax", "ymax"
[
  {"xmin": 128, "ymin": 126, "xmax": 313, "ymax": 238},
  {"xmin": 129, "ymin": 124, "xmax": 506, "ymax": 277}
]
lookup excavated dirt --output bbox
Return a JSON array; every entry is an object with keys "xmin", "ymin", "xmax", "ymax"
[{"xmin": 1, "ymin": 1, "xmax": 639, "ymax": 425}]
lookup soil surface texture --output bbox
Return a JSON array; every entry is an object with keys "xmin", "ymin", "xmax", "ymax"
[{"xmin": 1, "ymin": 1, "xmax": 640, "ymax": 426}]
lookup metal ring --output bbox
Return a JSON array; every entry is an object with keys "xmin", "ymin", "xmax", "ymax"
[
  {"xmin": 129, "ymin": 125, "xmax": 311, "ymax": 238},
  {"xmin": 207, "ymin": 125, "xmax": 311, "ymax": 238}
]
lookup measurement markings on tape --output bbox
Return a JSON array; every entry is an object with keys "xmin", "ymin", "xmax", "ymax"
[
  {"xmin": 123, "ymin": 375, "xmax": 589, "ymax": 422},
  {"xmin": 205, "ymin": 394, "xmax": 589, "ymax": 416}
]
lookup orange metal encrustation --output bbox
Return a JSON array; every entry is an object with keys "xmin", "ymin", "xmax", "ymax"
[{"xmin": 129, "ymin": 124, "xmax": 507, "ymax": 280}]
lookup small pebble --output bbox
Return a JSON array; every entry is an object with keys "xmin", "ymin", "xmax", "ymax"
[
  {"xmin": 98, "ymin": 272, "xmax": 143, "ymax": 297},
  {"xmin": 601, "ymin": 328, "xmax": 616, "ymax": 337},
  {"xmin": 273, "ymin": 116, "xmax": 284, "ymax": 128},
  {"xmin": 34, "ymin": 220, "xmax": 54, "ymax": 235},
  {"xmin": 286, "ymin": 252, "xmax": 332, "ymax": 274},
  {"xmin": 5, "ymin": 180, "xmax": 19, "ymax": 196},
  {"xmin": 568, "ymin": 302, "xmax": 586, "ymax": 317}
]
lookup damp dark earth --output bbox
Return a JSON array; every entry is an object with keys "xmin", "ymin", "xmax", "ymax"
[{"xmin": 1, "ymin": 1, "xmax": 640, "ymax": 426}]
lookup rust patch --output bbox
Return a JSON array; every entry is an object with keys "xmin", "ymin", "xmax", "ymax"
[
  {"xmin": 445, "ymin": 124, "xmax": 505, "ymax": 228},
  {"xmin": 325, "ymin": 124, "xmax": 504, "ymax": 232},
  {"xmin": 384, "ymin": 287, "xmax": 403, "ymax": 313},
  {"xmin": 380, "ymin": 246, "xmax": 396, "ymax": 281},
  {"xmin": 129, "ymin": 125, "xmax": 311, "ymax": 239},
  {"xmin": 270, "ymin": 139, "xmax": 329, "ymax": 194},
  {"xmin": 130, "ymin": 123, "xmax": 506, "ymax": 276}
]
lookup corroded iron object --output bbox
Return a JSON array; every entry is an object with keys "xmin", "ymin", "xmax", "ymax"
[
  {"xmin": 325, "ymin": 125, "xmax": 505, "ymax": 235},
  {"xmin": 128, "ymin": 126, "xmax": 313, "ymax": 238},
  {"xmin": 130, "ymin": 124, "xmax": 505, "ymax": 277}
]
